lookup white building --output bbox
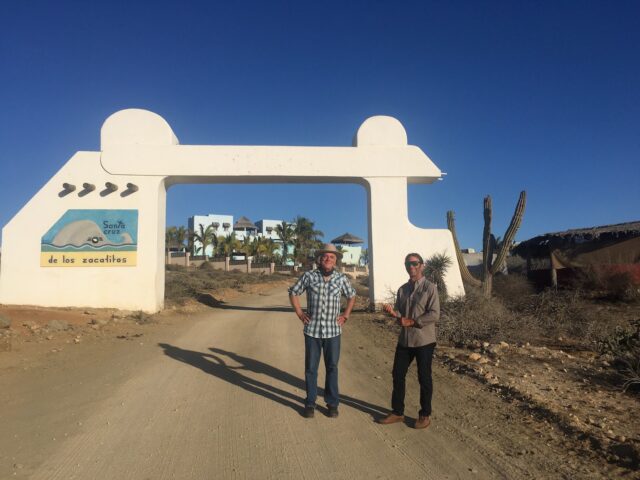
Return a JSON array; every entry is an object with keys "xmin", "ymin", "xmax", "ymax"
[
  {"xmin": 254, "ymin": 219, "xmax": 282, "ymax": 241},
  {"xmin": 331, "ymin": 232, "xmax": 366, "ymax": 266},
  {"xmin": 233, "ymin": 216, "xmax": 258, "ymax": 241},
  {"xmin": 188, "ymin": 213, "xmax": 233, "ymax": 256}
]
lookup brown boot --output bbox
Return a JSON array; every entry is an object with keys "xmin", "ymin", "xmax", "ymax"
[
  {"xmin": 415, "ymin": 415, "xmax": 431, "ymax": 429},
  {"xmin": 378, "ymin": 413, "xmax": 404, "ymax": 425}
]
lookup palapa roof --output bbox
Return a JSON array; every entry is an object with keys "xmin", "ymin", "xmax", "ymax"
[
  {"xmin": 513, "ymin": 220, "xmax": 640, "ymax": 258},
  {"xmin": 233, "ymin": 216, "xmax": 257, "ymax": 230},
  {"xmin": 331, "ymin": 232, "xmax": 364, "ymax": 245}
]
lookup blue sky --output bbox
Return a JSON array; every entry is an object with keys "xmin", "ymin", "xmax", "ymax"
[{"xmin": 1, "ymin": 1, "xmax": 638, "ymax": 251}]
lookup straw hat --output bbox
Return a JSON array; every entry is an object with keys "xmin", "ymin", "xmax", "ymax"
[{"xmin": 315, "ymin": 243, "xmax": 343, "ymax": 260}]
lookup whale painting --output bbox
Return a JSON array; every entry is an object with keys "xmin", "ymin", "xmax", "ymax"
[{"xmin": 41, "ymin": 210, "xmax": 138, "ymax": 267}]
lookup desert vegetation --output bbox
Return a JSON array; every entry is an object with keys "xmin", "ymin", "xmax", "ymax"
[
  {"xmin": 438, "ymin": 266, "xmax": 640, "ymax": 393},
  {"xmin": 165, "ymin": 263, "xmax": 288, "ymax": 306}
]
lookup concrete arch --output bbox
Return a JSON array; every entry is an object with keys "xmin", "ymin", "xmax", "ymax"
[{"xmin": 0, "ymin": 109, "xmax": 464, "ymax": 311}]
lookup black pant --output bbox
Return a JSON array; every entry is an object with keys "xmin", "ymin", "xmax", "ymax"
[{"xmin": 391, "ymin": 342, "xmax": 435, "ymax": 417}]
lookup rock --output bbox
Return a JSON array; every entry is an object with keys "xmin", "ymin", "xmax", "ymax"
[
  {"xmin": 468, "ymin": 353, "xmax": 482, "ymax": 362},
  {"xmin": 486, "ymin": 346, "xmax": 501, "ymax": 357},
  {"xmin": 482, "ymin": 342, "xmax": 490, "ymax": 348},
  {"xmin": 47, "ymin": 320, "xmax": 69, "ymax": 332},
  {"xmin": 469, "ymin": 340, "xmax": 482, "ymax": 351},
  {"xmin": 112, "ymin": 310, "xmax": 133, "ymax": 320},
  {"xmin": 478, "ymin": 357, "xmax": 490, "ymax": 364},
  {"xmin": 0, "ymin": 315, "xmax": 11, "ymax": 329},
  {"xmin": 499, "ymin": 341, "xmax": 509, "ymax": 348}
]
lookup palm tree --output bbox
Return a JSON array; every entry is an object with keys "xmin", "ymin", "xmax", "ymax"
[
  {"xmin": 191, "ymin": 223, "xmax": 216, "ymax": 257},
  {"xmin": 186, "ymin": 228, "xmax": 195, "ymax": 255},
  {"xmin": 293, "ymin": 215, "xmax": 324, "ymax": 265},
  {"xmin": 275, "ymin": 221, "xmax": 295, "ymax": 265},
  {"xmin": 359, "ymin": 247, "xmax": 369, "ymax": 266},
  {"xmin": 175, "ymin": 226, "xmax": 188, "ymax": 252},
  {"xmin": 217, "ymin": 233, "xmax": 240, "ymax": 257},
  {"xmin": 255, "ymin": 237, "xmax": 278, "ymax": 263},
  {"xmin": 239, "ymin": 235, "xmax": 257, "ymax": 258},
  {"xmin": 165, "ymin": 226, "xmax": 178, "ymax": 253}
]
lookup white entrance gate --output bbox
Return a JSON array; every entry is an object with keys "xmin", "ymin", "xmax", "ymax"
[{"xmin": 0, "ymin": 109, "xmax": 463, "ymax": 311}]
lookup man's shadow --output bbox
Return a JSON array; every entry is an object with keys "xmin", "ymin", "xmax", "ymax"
[{"xmin": 159, "ymin": 343, "xmax": 388, "ymax": 419}]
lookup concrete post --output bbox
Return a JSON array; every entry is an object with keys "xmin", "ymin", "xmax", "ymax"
[
  {"xmin": 247, "ymin": 257, "xmax": 252, "ymax": 274},
  {"xmin": 224, "ymin": 256, "xmax": 230, "ymax": 272},
  {"xmin": 184, "ymin": 252, "xmax": 190, "ymax": 267},
  {"xmin": 269, "ymin": 262, "xmax": 275, "ymax": 275}
]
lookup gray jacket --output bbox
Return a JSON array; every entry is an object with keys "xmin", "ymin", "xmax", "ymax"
[{"xmin": 394, "ymin": 277, "xmax": 440, "ymax": 347}]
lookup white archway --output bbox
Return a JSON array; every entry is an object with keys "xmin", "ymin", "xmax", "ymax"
[{"xmin": 0, "ymin": 109, "xmax": 464, "ymax": 311}]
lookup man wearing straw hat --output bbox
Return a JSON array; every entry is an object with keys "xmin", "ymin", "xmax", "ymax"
[{"xmin": 289, "ymin": 243, "xmax": 356, "ymax": 419}]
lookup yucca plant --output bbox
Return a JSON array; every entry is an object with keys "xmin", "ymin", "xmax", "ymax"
[{"xmin": 424, "ymin": 252, "xmax": 453, "ymax": 299}]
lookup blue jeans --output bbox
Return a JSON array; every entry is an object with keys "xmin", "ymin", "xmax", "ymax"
[{"xmin": 304, "ymin": 334, "xmax": 341, "ymax": 408}]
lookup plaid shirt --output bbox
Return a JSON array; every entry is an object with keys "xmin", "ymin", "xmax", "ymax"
[{"xmin": 289, "ymin": 269, "xmax": 356, "ymax": 338}]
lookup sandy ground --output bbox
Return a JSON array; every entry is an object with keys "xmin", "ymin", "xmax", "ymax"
[{"xmin": 0, "ymin": 287, "xmax": 636, "ymax": 479}]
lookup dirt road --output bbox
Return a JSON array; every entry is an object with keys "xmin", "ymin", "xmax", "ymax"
[{"xmin": 0, "ymin": 289, "xmax": 614, "ymax": 479}]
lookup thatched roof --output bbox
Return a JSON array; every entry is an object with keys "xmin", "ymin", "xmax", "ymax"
[
  {"xmin": 513, "ymin": 220, "xmax": 640, "ymax": 258},
  {"xmin": 331, "ymin": 232, "xmax": 364, "ymax": 245},
  {"xmin": 234, "ymin": 216, "xmax": 257, "ymax": 229}
]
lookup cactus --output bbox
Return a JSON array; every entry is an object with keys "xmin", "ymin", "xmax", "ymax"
[{"xmin": 447, "ymin": 191, "xmax": 527, "ymax": 298}]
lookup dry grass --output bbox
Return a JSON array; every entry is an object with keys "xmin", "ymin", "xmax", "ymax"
[
  {"xmin": 438, "ymin": 273, "xmax": 640, "ymax": 392},
  {"xmin": 442, "ymin": 274, "xmax": 638, "ymax": 346},
  {"xmin": 165, "ymin": 264, "xmax": 288, "ymax": 305}
]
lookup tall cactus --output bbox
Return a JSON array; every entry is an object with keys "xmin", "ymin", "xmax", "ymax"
[{"xmin": 447, "ymin": 191, "xmax": 527, "ymax": 298}]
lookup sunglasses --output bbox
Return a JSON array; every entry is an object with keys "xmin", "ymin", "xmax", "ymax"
[{"xmin": 405, "ymin": 261, "xmax": 422, "ymax": 267}]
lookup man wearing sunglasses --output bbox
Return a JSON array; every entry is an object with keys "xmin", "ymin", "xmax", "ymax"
[
  {"xmin": 289, "ymin": 243, "xmax": 356, "ymax": 419},
  {"xmin": 379, "ymin": 252, "xmax": 440, "ymax": 429}
]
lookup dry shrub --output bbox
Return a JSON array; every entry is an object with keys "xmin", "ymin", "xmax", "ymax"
[
  {"xmin": 441, "ymin": 279, "xmax": 626, "ymax": 347},
  {"xmin": 505, "ymin": 254, "xmax": 527, "ymax": 275},
  {"xmin": 198, "ymin": 261, "xmax": 216, "ymax": 271},
  {"xmin": 165, "ymin": 264, "xmax": 285, "ymax": 305},
  {"xmin": 353, "ymin": 275, "xmax": 370, "ymax": 298},
  {"xmin": 493, "ymin": 273, "xmax": 537, "ymax": 309},
  {"xmin": 598, "ymin": 319, "xmax": 640, "ymax": 393},
  {"xmin": 440, "ymin": 289, "xmax": 514, "ymax": 344},
  {"xmin": 573, "ymin": 267, "xmax": 640, "ymax": 302}
]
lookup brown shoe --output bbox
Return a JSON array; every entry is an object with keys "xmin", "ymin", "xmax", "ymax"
[
  {"xmin": 378, "ymin": 413, "xmax": 404, "ymax": 425},
  {"xmin": 415, "ymin": 415, "xmax": 431, "ymax": 429}
]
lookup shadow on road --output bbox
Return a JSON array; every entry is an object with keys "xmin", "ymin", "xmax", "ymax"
[
  {"xmin": 159, "ymin": 343, "xmax": 388, "ymax": 419},
  {"xmin": 196, "ymin": 293, "xmax": 293, "ymax": 312}
]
